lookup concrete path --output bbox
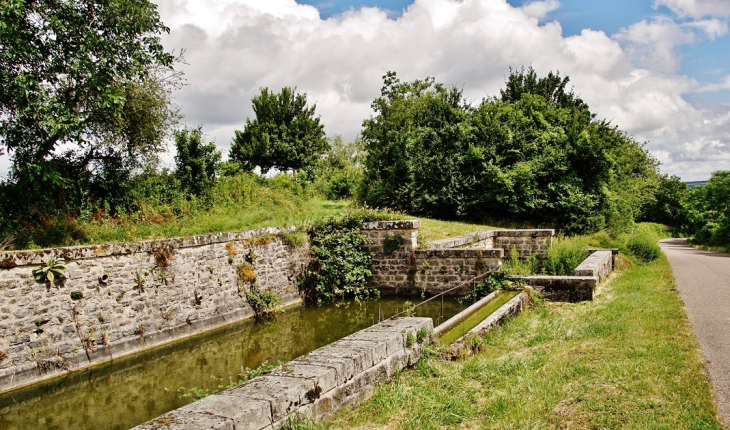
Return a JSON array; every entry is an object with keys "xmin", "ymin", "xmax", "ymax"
[{"xmin": 659, "ymin": 238, "xmax": 730, "ymax": 424}]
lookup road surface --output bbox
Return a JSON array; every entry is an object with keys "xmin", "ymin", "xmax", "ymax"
[{"xmin": 659, "ymin": 238, "xmax": 730, "ymax": 425}]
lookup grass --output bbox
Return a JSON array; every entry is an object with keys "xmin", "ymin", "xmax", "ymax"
[
  {"xmin": 415, "ymin": 218, "xmax": 500, "ymax": 246},
  {"xmin": 78, "ymin": 198, "xmax": 350, "ymax": 245},
  {"xmin": 321, "ymin": 253, "xmax": 723, "ymax": 429}
]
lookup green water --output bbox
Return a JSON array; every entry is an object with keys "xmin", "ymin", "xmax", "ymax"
[
  {"xmin": 0, "ymin": 296, "xmax": 463, "ymax": 430},
  {"xmin": 437, "ymin": 291, "xmax": 520, "ymax": 346}
]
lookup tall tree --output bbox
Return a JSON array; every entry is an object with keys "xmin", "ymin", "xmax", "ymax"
[
  {"xmin": 230, "ymin": 87, "xmax": 329, "ymax": 176},
  {"xmin": 0, "ymin": 0, "xmax": 178, "ymax": 207}
]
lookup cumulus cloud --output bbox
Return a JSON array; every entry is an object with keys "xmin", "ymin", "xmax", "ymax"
[
  {"xmin": 654, "ymin": 0, "xmax": 730, "ymax": 19},
  {"xmin": 154, "ymin": 0, "xmax": 730, "ymax": 181},
  {"xmin": 520, "ymin": 0, "xmax": 561, "ymax": 20}
]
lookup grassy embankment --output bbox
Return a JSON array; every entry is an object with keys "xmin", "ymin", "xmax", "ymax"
[
  {"xmin": 6, "ymin": 169, "xmax": 504, "ymax": 250},
  {"xmin": 307, "ymin": 226, "xmax": 724, "ymax": 429}
]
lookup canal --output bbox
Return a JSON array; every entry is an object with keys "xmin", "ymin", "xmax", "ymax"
[{"xmin": 0, "ymin": 296, "xmax": 464, "ymax": 430}]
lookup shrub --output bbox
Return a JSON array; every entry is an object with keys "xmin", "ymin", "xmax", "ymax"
[
  {"xmin": 502, "ymin": 248, "xmax": 540, "ymax": 276},
  {"xmin": 298, "ymin": 209, "xmax": 400, "ymax": 305},
  {"xmin": 245, "ymin": 284, "xmax": 281, "ymax": 319},
  {"xmin": 383, "ymin": 234, "xmax": 404, "ymax": 255},
  {"xmin": 626, "ymin": 235, "xmax": 662, "ymax": 262}
]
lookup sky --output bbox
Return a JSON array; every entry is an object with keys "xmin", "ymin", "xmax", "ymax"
[{"xmin": 144, "ymin": 0, "xmax": 730, "ymax": 181}]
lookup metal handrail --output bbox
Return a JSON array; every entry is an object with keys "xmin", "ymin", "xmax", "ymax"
[{"xmin": 386, "ymin": 268, "xmax": 498, "ymax": 324}]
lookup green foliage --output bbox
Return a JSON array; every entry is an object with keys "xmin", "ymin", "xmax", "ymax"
[
  {"xmin": 461, "ymin": 272, "xmax": 508, "ymax": 303},
  {"xmin": 32, "ymin": 256, "xmax": 69, "ymax": 284},
  {"xmin": 70, "ymin": 291, "xmax": 84, "ymax": 300},
  {"xmin": 626, "ymin": 235, "xmax": 662, "ymax": 262},
  {"xmin": 682, "ymin": 171, "xmax": 730, "ymax": 249},
  {"xmin": 639, "ymin": 175, "xmax": 689, "ymax": 231},
  {"xmin": 174, "ymin": 127, "xmax": 221, "ymax": 199},
  {"xmin": 543, "ymin": 237, "xmax": 589, "ymax": 275},
  {"xmin": 245, "ymin": 284, "xmax": 281, "ymax": 319},
  {"xmin": 230, "ymin": 87, "xmax": 329, "ymax": 174},
  {"xmin": 300, "ymin": 227, "xmax": 376, "ymax": 305},
  {"xmin": 406, "ymin": 332, "xmax": 416, "ymax": 348},
  {"xmin": 417, "ymin": 327, "xmax": 429, "ymax": 343},
  {"xmin": 359, "ymin": 70, "xmax": 660, "ymax": 234},
  {"xmin": 299, "ymin": 209, "xmax": 399, "ymax": 304},
  {"xmin": 383, "ymin": 234, "xmax": 405, "ymax": 255},
  {"xmin": 0, "ymin": 0, "xmax": 179, "ymax": 227},
  {"xmin": 502, "ymin": 248, "xmax": 541, "ymax": 276}
]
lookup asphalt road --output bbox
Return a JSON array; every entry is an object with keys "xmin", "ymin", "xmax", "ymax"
[{"xmin": 659, "ymin": 238, "xmax": 730, "ymax": 425}]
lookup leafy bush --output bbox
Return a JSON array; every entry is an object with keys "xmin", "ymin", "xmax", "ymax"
[
  {"xmin": 245, "ymin": 284, "xmax": 281, "ymax": 319},
  {"xmin": 383, "ymin": 234, "xmax": 405, "ymax": 255},
  {"xmin": 299, "ymin": 209, "xmax": 400, "ymax": 305},
  {"xmin": 626, "ymin": 235, "xmax": 662, "ymax": 262},
  {"xmin": 300, "ymin": 228, "xmax": 376, "ymax": 305},
  {"xmin": 326, "ymin": 167, "xmax": 362, "ymax": 200}
]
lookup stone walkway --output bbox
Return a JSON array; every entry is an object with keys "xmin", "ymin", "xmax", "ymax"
[{"xmin": 659, "ymin": 238, "xmax": 730, "ymax": 425}]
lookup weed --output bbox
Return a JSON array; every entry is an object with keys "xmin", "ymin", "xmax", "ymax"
[
  {"xmin": 70, "ymin": 291, "xmax": 83, "ymax": 300},
  {"xmin": 406, "ymin": 332, "xmax": 416, "ymax": 348},
  {"xmin": 225, "ymin": 241, "xmax": 237, "ymax": 256},
  {"xmin": 133, "ymin": 270, "xmax": 146, "ymax": 291},
  {"xmin": 32, "ymin": 255, "xmax": 69, "ymax": 285},
  {"xmin": 237, "ymin": 262, "xmax": 256, "ymax": 283},
  {"xmin": 383, "ymin": 233, "xmax": 404, "ymax": 255},
  {"xmin": 152, "ymin": 245, "xmax": 174, "ymax": 268},
  {"xmin": 134, "ymin": 326, "xmax": 145, "ymax": 337},
  {"xmin": 417, "ymin": 327, "xmax": 429, "ymax": 343},
  {"xmin": 245, "ymin": 284, "xmax": 281, "ymax": 319},
  {"xmin": 279, "ymin": 231, "xmax": 307, "ymax": 248}
]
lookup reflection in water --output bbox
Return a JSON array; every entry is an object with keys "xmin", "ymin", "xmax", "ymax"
[{"xmin": 0, "ymin": 296, "xmax": 463, "ymax": 430}]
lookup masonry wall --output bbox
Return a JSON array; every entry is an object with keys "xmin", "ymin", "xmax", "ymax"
[
  {"xmin": 363, "ymin": 222, "xmax": 555, "ymax": 296},
  {"xmin": 0, "ymin": 227, "xmax": 309, "ymax": 393},
  {"xmin": 362, "ymin": 221, "xmax": 503, "ymax": 296}
]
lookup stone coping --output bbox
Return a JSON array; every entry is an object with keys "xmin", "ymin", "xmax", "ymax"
[
  {"xmin": 508, "ymin": 275, "xmax": 597, "ymax": 302},
  {"xmin": 433, "ymin": 289, "xmax": 502, "ymax": 337},
  {"xmin": 588, "ymin": 248, "xmax": 619, "ymax": 255},
  {"xmin": 134, "ymin": 317, "xmax": 433, "ymax": 429},
  {"xmin": 429, "ymin": 230, "xmax": 495, "ymax": 249},
  {"xmin": 361, "ymin": 220, "xmax": 420, "ymax": 230},
  {"xmin": 0, "ymin": 226, "xmax": 295, "ymax": 267},
  {"xmin": 574, "ymin": 250, "xmax": 613, "ymax": 278},
  {"xmin": 415, "ymin": 248, "xmax": 504, "ymax": 259},
  {"xmin": 450, "ymin": 292, "xmax": 525, "ymax": 347},
  {"xmin": 429, "ymin": 229, "xmax": 555, "ymax": 249}
]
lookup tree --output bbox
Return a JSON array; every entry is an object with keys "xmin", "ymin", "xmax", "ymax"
[
  {"xmin": 359, "ymin": 70, "xmax": 661, "ymax": 234},
  {"xmin": 230, "ymin": 87, "xmax": 329, "ymax": 176},
  {"xmin": 0, "ymin": 0, "xmax": 177, "ymax": 210},
  {"xmin": 174, "ymin": 127, "xmax": 221, "ymax": 198}
]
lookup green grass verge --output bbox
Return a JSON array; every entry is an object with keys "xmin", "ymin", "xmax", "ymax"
[{"xmin": 322, "ymin": 255, "xmax": 722, "ymax": 429}]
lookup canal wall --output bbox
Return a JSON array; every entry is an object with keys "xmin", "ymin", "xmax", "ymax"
[
  {"xmin": 363, "ymin": 221, "xmax": 553, "ymax": 296},
  {"xmin": 0, "ymin": 227, "xmax": 309, "ymax": 393},
  {"xmin": 135, "ymin": 317, "xmax": 433, "ymax": 430},
  {"xmin": 509, "ymin": 248, "xmax": 617, "ymax": 302}
]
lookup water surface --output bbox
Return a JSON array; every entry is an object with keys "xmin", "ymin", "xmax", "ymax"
[{"xmin": 0, "ymin": 296, "xmax": 463, "ymax": 430}]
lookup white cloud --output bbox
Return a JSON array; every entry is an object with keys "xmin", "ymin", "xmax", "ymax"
[
  {"xmin": 520, "ymin": 0, "xmax": 561, "ymax": 21},
  {"xmin": 654, "ymin": 0, "xmax": 730, "ymax": 18},
  {"xmin": 684, "ymin": 18, "xmax": 728, "ymax": 39},
  {"xmin": 154, "ymin": 0, "xmax": 730, "ymax": 181}
]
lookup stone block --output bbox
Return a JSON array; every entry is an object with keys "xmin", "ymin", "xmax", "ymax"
[{"xmin": 228, "ymin": 375, "xmax": 314, "ymax": 421}]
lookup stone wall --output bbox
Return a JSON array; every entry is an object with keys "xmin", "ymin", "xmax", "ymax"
[
  {"xmin": 135, "ymin": 317, "xmax": 433, "ymax": 430},
  {"xmin": 0, "ymin": 227, "xmax": 309, "ymax": 393},
  {"xmin": 362, "ymin": 221, "xmax": 503, "ymax": 296},
  {"xmin": 575, "ymin": 250, "xmax": 613, "ymax": 280},
  {"xmin": 363, "ymin": 222, "xmax": 555, "ymax": 296}
]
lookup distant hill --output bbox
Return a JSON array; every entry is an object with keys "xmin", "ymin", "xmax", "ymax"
[{"xmin": 686, "ymin": 180, "xmax": 708, "ymax": 188}]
